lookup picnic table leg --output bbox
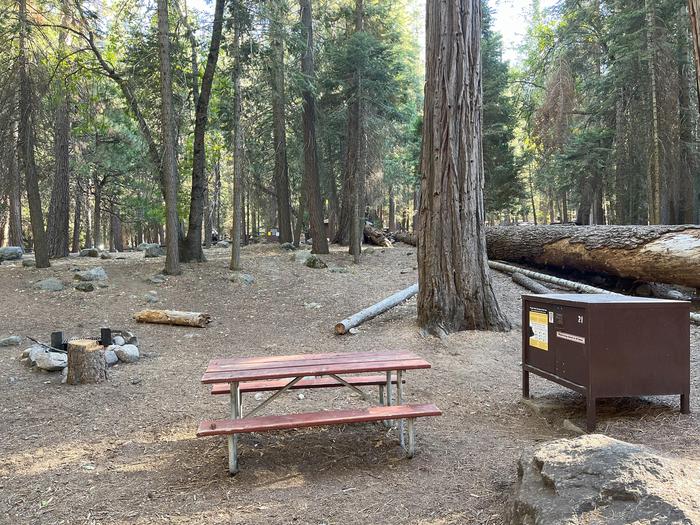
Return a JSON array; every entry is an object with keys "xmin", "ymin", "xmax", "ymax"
[
  {"xmin": 228, "ymin": 382, "xmax": 241, "ymax": 475},
  {"xmin": 378, "ymin": 384, "xmax": 385, "ymax": 405},
  {"xmin": 384, "ymin": 371, "xmax": 393, "ymax": 427},
  {"xmin": 397, "ymin": 370, "xmax": 404, "ymax": 448},
  {"xmin": 406, "ymin": 418, "xmax": 416, "ymax": 458}
]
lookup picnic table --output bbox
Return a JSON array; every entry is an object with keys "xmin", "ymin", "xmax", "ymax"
[{"xmin": 197, "ymin": 350, "xmax": 442, "ymax": 474}]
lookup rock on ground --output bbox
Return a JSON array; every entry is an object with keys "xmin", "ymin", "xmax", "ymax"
[
  {"xmin": 22, "ymin": 259, "xmax": 36, "ymax": 268},
  {"xmin": 144, "ymin": 245, "xmax": 165, "ymax": 257},
  {"xmin": 34, "ymin": 277, "xmax": 64, "ymax": 292},
  {"xmin": 305, "ymin": 254, "xmax": 328, "ymax": 269},
  {"xmin": 291, "ymin": 250, "xmax": 312, "ymax": 264},
  {"xmin": 35, "ymin": 351, "xmax": 67, "ymax": 371},
  {"xmin": 0, "ymin": 246, "xmax": 23, "ymax": 261},
  {"xmin": 100, "ymin": 252, "xmax": 113, "ymax": 259},
  {"xmin": 147, "ymin": 274, "xmax": 166, "ymax": 284},
  {"xmin": 0, "ymin": 335, "xmax": 22, "ymax": 346},
  {"xmin": 144, "ymin": 291, "xmax": 159, "ymax": 303},
  {"xmin": 115, "ymin": 344, "xmax": 139, "ymax": 363},
  {"xmin": 507, "ymin": 434, "xmax": 700, "ymax": 525},
  {"xmin": 216, "ymin": 240, "xmax": 230, "ymax": 248},
  {"xmin": 112, "ymin": 335, "xmax": 126, "ymax": 346},
  {"xmin": 75, "ymin": 282, "xmax": 95, "ymax": 292},
  {"xmin": 280, "ymin": 242, "xmax": 296, "ymax": 251},
  {"xmin": 74, "ymin": 266, "xmax": 108, "ymax": 281},
  {"xmin": 79, "ymin": 248, "xmax": 100, "ymax": 257},
  {"xmin": 229, "ymin": 272, "xmax": 255, "ymax": 286},
  {"xmin": 104, "ymin": 347, "xmax": 119, "ymax": 366}
]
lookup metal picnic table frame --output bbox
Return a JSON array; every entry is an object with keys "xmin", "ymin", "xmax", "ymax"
[{"xmin": 201, "ymin": 350, "xmax": 432, "ymax": 473}]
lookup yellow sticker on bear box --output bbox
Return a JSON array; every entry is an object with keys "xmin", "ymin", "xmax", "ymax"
[{"xmin": 529, "ymin": 310, "xmax": 549, "ymax": 351}]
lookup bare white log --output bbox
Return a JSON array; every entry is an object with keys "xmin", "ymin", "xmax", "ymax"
[
  {"xmin": 488, "ymin": 261, "xmax": 618, "ymax": 295},
  {"xmin": 335, "ymin": 283, "xmax": 419, "ymax": 334}
]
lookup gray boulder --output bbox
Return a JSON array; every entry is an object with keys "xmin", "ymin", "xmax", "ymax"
[
  {"xmin": 507, "ymin": 434, "xmax": 700, "ymax": 525},
  {"xmin": 144, "ymin": 244, "xmax": 165, "ymax": 257},
  {"xmin": 0, "ymin": 246, "xmax": 23, "ymax": 261},
  {"xmin": 23, "ymin": 344, "xmax": 47, "ymax": 365},
  {"xmin": 104, "ymin": 347, "xmax": 119, "ymax": 366},
  {"xmin": 35, "ymin": 351, "xmax": 67, "ymax": 371},
  {"xmin": 216, "ymin": 240, "xmax": 230, "ymax": 248},
  {"xmin": 22, "ymin": 259, "xmax": 36, "ymax": 268},
  {"xmin": 100, "ymin": 252, "xmax": 113, "ymax": 259},
  {"xmin": 305, "ymin": 254, "xmax": 327, "ymax": 269},
  {"xmin": 115, "ymin": 344, "xmax": 139, "ymax": 363},
  {"xmin": 75, "ymin": 282, "xmax": 95, "ymax": 292},
  {"xmin": 34, "ymin": 277, "xmax": 64, "ymax": 292},
  {"xmin": 292, "ymin": 250, "xmax": 312, "ymax": 264},
  {"xmin": 79, "ymin": 248, "xmax": 100, "ymax": 257},
  {"xmin": 0, "ymin": 335, "xmax": 22, "ymax": 347},
  {"xmin": 74, "ymin": 266, "xmax": 108, "ymax": 281},
  {"xmin": 280, "ymin": 242, "xmax": 296, "ymax": 251},
  {"xmin": 112, "ymin": 335, "xmax": 126, "ymax": 346}
]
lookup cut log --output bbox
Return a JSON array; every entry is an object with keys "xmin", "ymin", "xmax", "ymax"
[
  {"xmin": 486, "ymin": 225, "xmax": 700, "ymax": 289},
  {"xmin": 511, "ymin": 272, "xmax": 552, "ymax": 294},
  {"xmin": 363, "ymin": 224, "xmax": 392, "ymax": 247},
  {"xmin": 66, "ymin": 339, "xmax": 107, "ymax": 385},
  {"xmin": 393, "ymin": 225, "xmax": 700, "ymax": 289},
  {"xmin": 335, "ymin": 283, "xmax": 419, "ymax": 334},
  {"xmin": 393, "ymin": 231, "xmax": 416, "ymax": 246},
  {"xmin": 133, "ymin": 309, "xmax": 212, "ymax": 327}
]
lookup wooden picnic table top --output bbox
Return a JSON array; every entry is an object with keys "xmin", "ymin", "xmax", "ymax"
[{"xmin": 201, "ymin": 350, "xmax": 431, "ymax": 384}]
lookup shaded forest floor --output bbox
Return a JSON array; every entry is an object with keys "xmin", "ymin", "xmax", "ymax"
[{"xmin": 1, "ymin": 243, "xmax": 699, "ymax": 524}]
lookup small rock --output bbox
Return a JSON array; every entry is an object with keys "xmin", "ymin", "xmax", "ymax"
[
  {"xmin": 304, "ymin": 302, "xmax": 322, "ymax": 309},
  {"xmin": 100, "ymin": 252, "xmax": 113, "ymax": 259},
  {"xmin": 112, "ymin": 335, "xmax": 126, "ymax": 346},
  {"xmin": 305, "ymin": 254, "xmax": 327, "ymax": 269},
  {"xmin": 115, "ymin": 344, "xmax": 139, "ymax": 363},
  {"xmin": 34, "ymin": 277, "xmax": 64, "ymax": 292},
  {"xmin": 329, "ymin": 267, "xmax": 349, "ymax": 274},
  {"xmin": 0, "ymin": 336, "xmax": 22, "ymax": 347},
  {"xmin": 61, "ymin": 367, "xmax": 67, "ymax": 383},
  {"xmin": 74, "ymin": 266, "xmax": 108, "ymax": 281},
  {"xmin": 130, "ymin": 377, "xmax": 142, "ymax": 385},
  {"xmin": 230, "ymin": 273, "xmax": 255, "ymax": 286},
  {"xmin": 280, "ymin": 242, "xmax": 296, "ymax": 251},
  {"xmin": 35, "ymin": 351, "xmax": 67, "ymax": 371},
  {"xmin": 144, "ymin": 245, "xmax": 165, "ymax": 257},
  {"xmin": 147, "ymin": 274, "xmax": 166, "ymax": 284},
  {"xmin": 406, "ymin": 252, "xmax": 413, "ymax": 256},
  {"xmin": 144, "ymin": 291, "xmax": 159, "ymax": 303},
  {"xmin": 363, "ymin": 248, "xmax": 375, "ymax": 255},
  {"xmin": 254, "ymin": 392, "xmax": 264, "ymax": 401},
  {"xmin": 216, "ymin": 240, "xmax": 230, "ymax": 248},
  {"xmin": 79, "ymin": 248, "xmax": 100, "ymax": 257},
  {"xmin": 75, "ymin": 282, "xmax": 95, "ymax": 292},
  {"xmin": 348, "ymin": 328, "xmax": 359, "ymax": 335},
  {"xmin": 104, "ymin": 348, "xmax": 118, "ymax": 366},
  {"xmin": 22, "ymin": 259, "xmax": 36, "ymax": 268},
  {"xmin": 399, "ymin": 268, "xmax": 413, "ymax": 274},
  {"xmin": 562, "ymin": 419, "xmax": 585, "ymax": 435},
  {"xmin": 297, "ymin": 393, "xmax": 305, "ymax": 400},
  {"xmin": 0, "ymin": 246, "xmax": 23, "ymax": 261}
]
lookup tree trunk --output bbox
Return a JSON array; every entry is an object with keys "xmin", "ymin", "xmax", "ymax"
[
  {"xmin": 71, "ymin": 188, "xmax": 81, "ymax": 252},
  {"xmin": 299, "ymin": 0, "xmax": 329, "ymax": 255},
  {"xmin": 181, "ymin": 0, "xmax": 225, "ymax": 263},
  {"xmin": 8, "ymin": 123, "xmax": 23, "ymax": 248},
  {"xmin": 157, "ymin": 0, "xmax": 181, "ymax": 275},
  {"xmin": 417, "ymin": 0, "xmax": 509, "ymax": 335},
  {"xmin": 18, "ymin": 0, "xmax": 49, "ymax": 268},
  {"xmin": 646, "ymin": 0, "xmax": 662, "ymax": 224},
  {"xmin": 688, "ymin": 0, "xmax": 700, "ymax": 111},
  {"xmin": 270, "ymin": 0, "xmax": 294, "ymax": 244},
  {"xmin": 111, "ymin": 205, "xmax": 124, "ymax": 251},
  {"xmin": 66, "ymin": 339, "xmax": 107, "ymax": 385},
  {"xmin": 230, "ymin": 19, "xmax": 244, "ymax": 271},
  {"xmin": 388, "ymin": 185, "xmax": 396, "ymax": 231},
  {"xmin": 47, "ymin": 95, "xmax": 72, "ymax": 258}
]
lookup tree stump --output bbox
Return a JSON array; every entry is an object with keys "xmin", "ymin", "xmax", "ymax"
[{"xmin": 66, "ymin": 339, "xmax": 107, "ymax": 385}]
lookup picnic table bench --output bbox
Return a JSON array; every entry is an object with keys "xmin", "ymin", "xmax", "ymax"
[{"xmin": 197, "ymin": 350, "xmax": 442, "ymax": 474}]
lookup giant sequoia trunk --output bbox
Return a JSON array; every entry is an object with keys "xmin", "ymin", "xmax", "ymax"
[
  {"xmin": 181, "ymin": 0, "xmax": 225, "ymax": 263},
  {"xmin": 299, "ymin": 0, "xmax": 329, "ymax": 255},
  {"xmin": 417, "ymin": 0, "xmax": 509, "ymax": 335}
]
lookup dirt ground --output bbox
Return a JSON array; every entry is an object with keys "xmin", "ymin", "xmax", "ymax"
[{"xmin": 1, "ymin": 243, "xmax": 698, "ymax": 525}]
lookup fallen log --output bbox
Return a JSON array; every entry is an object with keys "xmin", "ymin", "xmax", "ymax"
[
  {"xmin": 363, "ymin": 224, "xmax": 392, "ymax": 247},
  {"xmin": 335, "ymin": 283, "xmax": 419, "ymax": 334},
  {"xmin": 133, "ymin": 309, "xmax": 212, "ymax": 328},
  {"xmin": 512, "ymin": 272, "xmax": 552, "ymax": 294},
  {"xmin": 486, "ymin": 225, "xmax": 700, "ymax": 289},
  {"xmin": 393, "ymin": 225, "xmax": 700, "ymax": 289},
  {"xmin": 488, "ymin": 261, "xmax": 618, "ymax": 295}
]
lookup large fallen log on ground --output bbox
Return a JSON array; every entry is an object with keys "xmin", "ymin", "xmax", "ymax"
[
  {"xmin": 133, "ymin": 310, "xmax": 212, "ymax": 327},
  {"xmin": 363, "ymin": 225, "xmax": 392, "ymax": 247},
  {"xmin": 335, "ymin": 283, "xmax": 419, "ymax": 334},
  {"xmin": 393, "ymin": 225, "xmax": 700, "ymax": 289}
]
